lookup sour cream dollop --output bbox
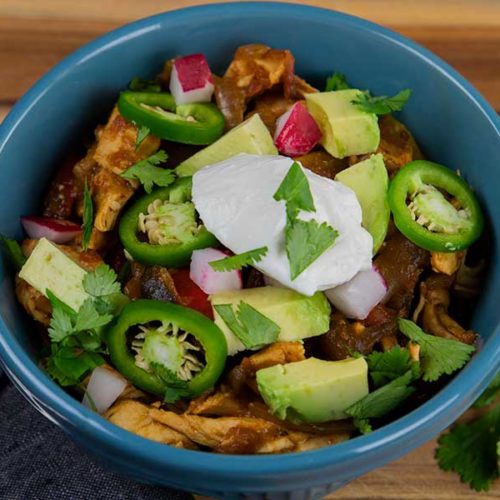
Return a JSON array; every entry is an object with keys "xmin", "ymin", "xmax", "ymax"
[{"xmin": 192, "ymin": 154, "xmax": 372, "ymax": 296}]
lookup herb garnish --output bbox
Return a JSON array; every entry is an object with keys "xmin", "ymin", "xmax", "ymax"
[
  {"xmin": 209, "ymin": 247, "xmax": 268, "ymax": 272},
  {"xmin": 273, "ymin": 162, "xmax": 338, "ymax": 280},
  {"xmin": 366, "ymin": 346, "xmax": 419, "ymax": 388},
  {"xmin": 352, "ymin": 88, "xmax": 412, "ymax": 115},
  {"xmin": 0, "ymin": 235, "xmax": 26, "ymax": 270},
  {"xmin": 135, "ymin": 125, "xmax": 151, "ymax": 150},
  {"xmin": 325, "ymin": 72, "xmax": 351, "ymax": 91},
  {"xmin": 45, "ymin": 264, "xmax": 121, "ymax": 387},
  {"xmin": 121, "ymin": 150, "xmax": 175, "ymax": 194},
  {"xmin": 345, "ymin": 370, "xmax": 416, "ymax": 433},
  {"xmin": 214, "ymin": 301, "xmax": 280, "ymax": 349},
  {"xmin": 150, "ymin": 362, "xmax": 191, "ymax": 404},
  {"xmin": 82, "ymin": 179, "xmax": 93, "ymax": 251},
  {"xmin": 398, "ymin": 319, "xmax": 475, "ymax": 382}
]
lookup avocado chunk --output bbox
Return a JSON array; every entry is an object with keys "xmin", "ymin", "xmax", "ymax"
[
  {"xmin": 256, "ymin": 357, "xmax": 369, "ymax": 423},
  {"xmin": 305, "ymin": 90, "xmax": 380, "ymax": 159},
  {"xmin": 176, "ymin": 114, "xmax": 278, "ymax": 177},
  {"xmin": 210, "ymin": 286, "xmax": 331, "ymax": 355},
  {"xmin": 336, "ymin": 153, "xmax": 390, "ymax": 253},
  {"xmin": 19, "ymin": 238, "xmax": 89, "ymax": 311}
]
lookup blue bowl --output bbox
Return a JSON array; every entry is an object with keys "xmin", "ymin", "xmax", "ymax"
[{"xmin": 0, "ymin": 3, "xmax": 499, "ymax": 498}]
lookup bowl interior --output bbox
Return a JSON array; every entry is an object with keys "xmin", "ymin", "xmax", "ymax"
[{"xmin": 0, "ymin": 2, "xmax": 499, "ymax": 494}]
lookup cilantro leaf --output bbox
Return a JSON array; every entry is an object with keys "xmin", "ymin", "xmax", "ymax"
[
  {"xmin": 135, "ymin": 125, "xmax": 150, "ymax": 150},
  {"xmin": 0, "ymin": 235, "xmax": 26, "ymax": 270},
  {"xmin": 286, "ymin": 219, "xmax": 338, "ymax": 280},
  {"xmin": 74, "ymin": 298, "xmax": 113, "ymax": 332},
  {"xmin": 473, "ymin": 372, "xmax": 500, "ymax": 408},
  {"xmin": 436, "ymin": 405, "xmax": 500, "ymax": 492},
  {"xmin": 367, "ymin": 346, "xmax": 419, "ymax": 388},
  {"xmin": 47, "ymin": 343, "xmax": 104, "ymax": 387},
  {"xmin": 82, "ymin": 179, "xmax": 93, "ymax": 251},
  {"xmin": 398, "ymin": 319, "xmax": 475, "ymax": 382},
  {"xmin": 121, "ymin": 150, "xmax": 174, "ymax": 194},
  {"xmin": 151, "ymin": 362, "xmax": 190, "ymax": 404},
  {"xmin": 325, "ymin": 72, "xmax": 351, "ymax": 91},
  {"xmin": 209, "ymin": 247, "xmax": 268, "ymax": 272},
  {"xmin": 273, "ymin": 161, "xmax": 315, "ymax": 220},
  {"xmin": 83, "ymin": 264, "xmax": 121, "ymax": 297},
  {"xmin": 345, "ymin": 370, "xmax": 415, "ymax": 421},
  {"xmin": 214, "ymin": 301, "xmax": 280, "ymax": 349},
  {"xmin": 352, "ymin": 88, "xmax": 412, "ymax": 115},
  {"xmin": 47, "ymin": 302, "xmax": 74, "ymax": 342},
  {"xmin": 353, "ymin": 418, "xmax": 373, "ymax": 435}
]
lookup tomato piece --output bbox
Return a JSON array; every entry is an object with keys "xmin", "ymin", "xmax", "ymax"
[{"xmin": 171, "ymin": 269, "xmax": 213, "ymax": 319}]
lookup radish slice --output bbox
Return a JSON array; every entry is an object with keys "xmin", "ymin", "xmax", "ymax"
[
  {"xmin": 190, "ymin": 248, "xmax": 242, "ymax": 294},
  {"xmin": 324, "ymin": 266, "xmax": 388, "ymax": 320},
  {"xmin": 169, "ymin": 54, "xmax": 214, "ymax": 105},
  {"xmin": 274, "ymin": 102, "xmax": 322, "ymax": 156},
  {"xmin": 21, "ymin": 216, "xmax": 82, "ymax": 244},
  {"xmin": 82, "ymin": 366, "xmax": 127, "ymax": 414}
]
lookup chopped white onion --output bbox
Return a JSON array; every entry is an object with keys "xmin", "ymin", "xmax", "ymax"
[
  {"xmin": 82, "ymin": 366, "xmax": 127, "ymax": 414},
  {"xmin": 324, "ymin": 266, "xmax": 388, "ymax": 320},
  {"xmin": 190, "ymin": 248, "xmax": 242, "ymax": 294}
]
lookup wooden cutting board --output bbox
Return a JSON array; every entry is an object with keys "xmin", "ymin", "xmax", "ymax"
[{"xmin": 0, "ymin": 1, "xmax": 498, "ymax": 497}]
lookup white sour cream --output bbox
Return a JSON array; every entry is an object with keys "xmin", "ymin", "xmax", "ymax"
[{"xmin": 192, "ymin": 154, "xmax": 372, "ymax": 296}]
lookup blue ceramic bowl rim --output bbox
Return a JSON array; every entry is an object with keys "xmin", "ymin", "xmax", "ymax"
[{"xmin": 1, "ymin": 1, "xmax": 499, "ymax": 482}]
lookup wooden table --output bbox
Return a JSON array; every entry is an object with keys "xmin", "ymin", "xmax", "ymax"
[{"xmin": 0, "ymin": 1, "xmax": 498, "ymax": 498}]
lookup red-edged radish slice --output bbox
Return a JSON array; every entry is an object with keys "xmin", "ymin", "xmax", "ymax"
[
  {"xmin": 82, "ymin": 366, "xmax": 127, "ymax": 414},
  {"xmin": 169, "ymin": 54, "xmax": 214, "ymax": 105},
  {"xmin": 324, "ymin": 266, "xmax": 388, "ymax": 320},
  {"xmin": 273, "ymin": 102, "xmax": 322, "ymax": 156},
  {"xmin": 190, "ymin": 248, "xmax": 242, "ymax": 294},
  {"xmin": 21, "ymin": 216, "xmax": 82, "ymax": 244}
]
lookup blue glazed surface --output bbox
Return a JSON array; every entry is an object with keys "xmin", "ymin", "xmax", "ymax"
[{"xmin": 0, "ymin": 2, "xmax": 499, "ymax": 497}]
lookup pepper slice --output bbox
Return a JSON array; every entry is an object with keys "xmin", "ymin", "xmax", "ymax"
[
  {"xmin": 119, "ymin": 177, "xmax": 217, "ymax": 267},
  {"xmin": 118, "ymin": 91, "xmax": 225, "ymax": 145},
  {"xmin": 388, "ymin": 160, "xmax": 483, "ymax": 252},
  {"xmin": 106, "ymin": 299, "xmax": 227, "ymax": 397}
]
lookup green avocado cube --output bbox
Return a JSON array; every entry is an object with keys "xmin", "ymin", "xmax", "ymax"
[
  {"xmin": 256, "ymin": 357, "xmax": 369, "ymax": 423},
  {"xmin": 210, "ymin": 286, "xmax": 331, "ymax": 355},
  {"xmin": 19, "ymin": 238, "xmax": 89, "ymax": 311},
  {"xmin": 335, "ymin": 153, "xmax": 390, "ymax": 254},
  {"xmin": 305, "ymin": 89, "xmax": 380, "ymax": 159},
  {"xmin": 176, "ymin": 114, "xmax": 278, "ymax": 177}
]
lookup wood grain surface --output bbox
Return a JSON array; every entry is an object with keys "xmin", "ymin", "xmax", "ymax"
[{"xmin": 0, "ymin": 1, "xmax": 499, "ymax": 498}]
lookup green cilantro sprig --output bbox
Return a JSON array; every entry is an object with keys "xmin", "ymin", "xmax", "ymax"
[
  {"xmin": 121, "ymin": 150, "xmax": 175, "ymax": 194},
  {"xmin": 150, "ymin": 362, "xmax": 190, "ymax": 404},
  {"xmin": 473, "ymin": 372, "xmax": 500, "ymax": 408},
  {"xmin": 273, "ymin": 162, "xmax": 338, "ymax": 280},
  {"xmin": 366, "ymin": 346, "xmax": 419, "ymax": 388},
  {"xmin": 214, "ymin": 301, "xmax": 280, "ymax": 349},
  {"xmin": 398, "ymin": 319, "xmax": 475, "ymax": 382},
  {"xmin": 345, "ymin": 370, "xmax": 416, "ymax": 434},
  {"xmin": 209, "ymin": 247, "xmax": 268, "ymax": 272},
  {"xmin": 352, "ymin": 88, "xmax": 412, "ymax": 115},
  {"xmin": 82, "ymin": 179, "xmax": 93, "ymax": 252},
  {"xmin": 325, "ymin": 72, "xmax": 351, "ymax": 91},
  {"xmin": 135, "ymin": 125, "xmax": 151, "ymax": 150},
  {"xmin": 45, "ymin": 264, "xmax": 121, "ymax": 387},
  {"xmin": 436, "ymin": 405, "xmax": 500, "ymax": 492},
  {"xmin": 0, "ymin": 235, "xmax": 26, "ymax": 270}
]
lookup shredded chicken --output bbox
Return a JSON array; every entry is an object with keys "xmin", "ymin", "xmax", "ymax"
[
  {"xmin": 150, "ymin": 408, "xmax": 348, "ymax": 454},
  {"xmin": 418, "ymin": 274, "xmax": 476, "ymax": 344},
  {"xmin": 93, "ymin": 106, "xmax": 160, "ymax": 174},
  {"xmin": 215, "ymin": 44, "xmax": 296, "ymax": 129},
  {"xmin": 105, "ymin": 400, "xmax": 197, "ymax": 449},
  {"xmin": 431, "ymin": 251, "xmax": 465, "ymax": 276},
  {"xmin": 228, "ymin": 341, "xmax": 305, "ymax": 393},
  {"xmin": 246, "ymin": 90, "xmax": 295, "ymax": 134}
]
